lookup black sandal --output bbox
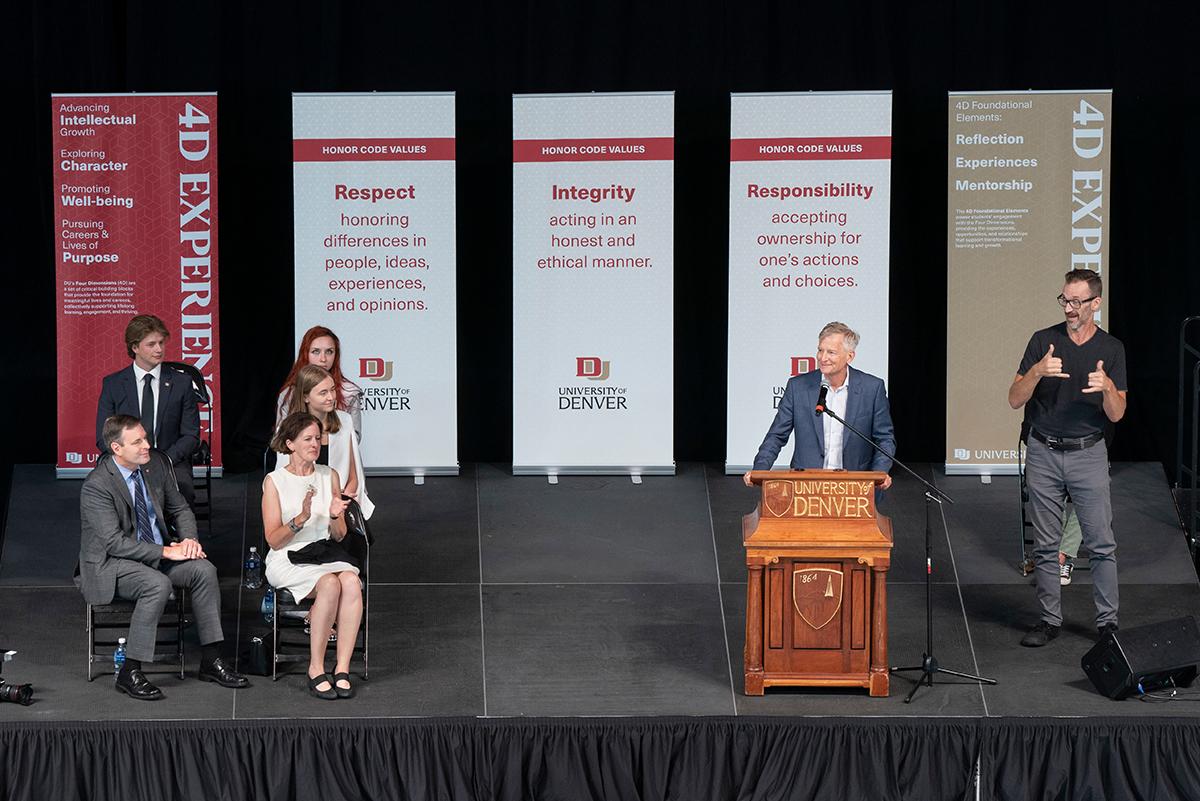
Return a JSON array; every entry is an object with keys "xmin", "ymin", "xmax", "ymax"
[
  {"xmin": 333, "ymin": 671, "xmax": 354, "ymax": 699},
  {"xmin": 308, "ymin": 672, "xmax": 337, "ymax": 700}
]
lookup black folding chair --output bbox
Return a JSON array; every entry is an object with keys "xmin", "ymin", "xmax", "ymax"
[
  {"xmin": 163, "ymin": 361, "xmax": 213, "ymax": 532},
  {"xmin": 86, "ymin": 590, "xmax": 187, "ymax": 681},
  {"xmin": 269, "ymin": 499, "xmax": 371, "ymax": 680}
]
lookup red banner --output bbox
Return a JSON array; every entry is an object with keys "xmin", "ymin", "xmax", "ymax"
[
  {"xmin": 730, "ymin": 136, "xmax": 892, "ymax": 161},
  {"xmin": 292, "ymin": 137, "xmax": 457, "ymax": 162},
  {"xmin": 53, "ymin": 93, "xmax": 221, "ymax": 473},
  {"xmin": 512, "ymin": 137, "xmax": 674, "ymax": 162}
]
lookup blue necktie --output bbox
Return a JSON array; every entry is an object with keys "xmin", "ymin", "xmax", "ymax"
[{"xmin": 131, "ymin": 469, "xmax": 156, "ymax": 544}]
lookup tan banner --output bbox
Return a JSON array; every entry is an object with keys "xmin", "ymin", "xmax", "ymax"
[{"xmin": 946, "ymin": 90, "xmax": 1112, "ymax": 474}]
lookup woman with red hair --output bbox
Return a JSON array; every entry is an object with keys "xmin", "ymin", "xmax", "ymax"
[{"xmin": 277, "ymin": 326, "xmax": 363, "ymax": 439}]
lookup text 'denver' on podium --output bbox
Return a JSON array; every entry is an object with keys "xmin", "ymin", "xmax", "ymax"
[{"xmin": 742, "ymin": 470, "xmax": 893, "ymax": 697}]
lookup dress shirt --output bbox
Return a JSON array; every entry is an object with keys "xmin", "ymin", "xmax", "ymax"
[
  {"xmin": 115, "ymin": 461, "xmax": 164, "ymax": 545},
  {"xmin": 131, "ymin": 362, "xmax": 162, "ymax": 437},
  {"xmin": 822, "ymin": 373, "xmax": 850, "ymax": 470}
]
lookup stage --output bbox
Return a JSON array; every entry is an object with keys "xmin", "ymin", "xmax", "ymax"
[{"xmin": 1, "ymin": 462, "xmax": 1198, "ymax": 799}]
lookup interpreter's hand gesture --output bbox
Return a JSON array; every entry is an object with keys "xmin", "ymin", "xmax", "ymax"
[
  {"xmin": 1082, "ymin": 360, "xmax": 1108, "ymax": 394},
  {"xmin": 1037, "ymin": 343, "xmax": 1069, "ymax": 380}
]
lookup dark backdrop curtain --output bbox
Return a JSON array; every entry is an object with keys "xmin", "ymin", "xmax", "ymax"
[{"xmin": 5, "ymin": 1, "xmax": 1199, "ymax": 473}]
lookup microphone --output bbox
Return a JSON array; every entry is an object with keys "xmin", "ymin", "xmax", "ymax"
[{"xmin": 814, "ymin": 383, "xmax": 829, "ymax": 416}]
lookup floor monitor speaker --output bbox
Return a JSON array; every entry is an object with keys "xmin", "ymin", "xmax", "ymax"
[{"xmin": 1081, "ymin": 616, "xmax": 1200, "ymax": 699}]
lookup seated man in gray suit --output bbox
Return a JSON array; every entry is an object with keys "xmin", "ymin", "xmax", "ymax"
[
  {"xmin": 79, "ymin": 414, "xmax": 247, "ymax": 700},
  {"xmin": 744, "ymin": 321, "xmax": 896, "ymax": 488}
]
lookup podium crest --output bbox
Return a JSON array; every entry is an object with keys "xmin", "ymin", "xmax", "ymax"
[
  {"xmin": 792, "ymin": 568, "xmax": 844, "ymax": 629},
  {"xmin": 763, "ymin": 480, "xmax": 793, "ymax": 517}
]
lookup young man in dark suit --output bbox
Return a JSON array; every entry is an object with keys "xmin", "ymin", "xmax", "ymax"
[
  {"xmin": 79, "ymin": 415, "xmax": 246, "ymax": 699},
  {"xmin": 745, "ymin": 321, "xmax": 896, "ymax": 487},
  {"xmin": 95, "ymin": 315, "xmax": 200, "ymax": 504}
]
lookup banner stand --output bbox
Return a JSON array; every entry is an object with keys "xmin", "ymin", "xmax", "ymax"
[
  {"xmin": 53, "ymin": 92, "xmax": 223, "ymax": 478},
  {"xmin": 292, "ymin": 92, "xmax": 459, "ymax": 477},
  {"xmin": 944, "ymin": 89, "xmax": 1112, "ymax": 476},
  {"xmin": 512, "ymin": 92, "xmax": 676, "ymax": 477},
  {"xmin": 724, "ymin": 91, "xmax": 894, "ymax": 473}
]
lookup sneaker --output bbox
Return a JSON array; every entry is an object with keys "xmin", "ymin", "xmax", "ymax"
[
  {"xmin": 1059, "ymin": 561, "xmax": 1074, "ymax": 586},
  {"xmin": 1020, "ymin": 621, "xmax": 1061, "ymax": 647},
  {"xmin": 1098, "ymin": 622, "xmax": 1119, "ymax": 640}
]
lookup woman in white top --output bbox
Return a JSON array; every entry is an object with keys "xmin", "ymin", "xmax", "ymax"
[
  {"xmin": 275, "ymin": 326, "xmax": 363, "ymax": 440},
  {"xmin": 277, "ymin": 364, "xmax": 374, "ymax": 519},
  {"xmin": 262, "ymin": 412, "xmax": 363, "ymax": 699}
]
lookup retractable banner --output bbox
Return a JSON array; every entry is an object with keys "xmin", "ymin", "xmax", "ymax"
[
  {"xmin": 946, "ymin": 90, "xmax": 1112, "ymax": 475},
  {"xmin": 53, "ymin": 93, "xmax": 221, "ymax": 477},
  {"xmin": 512, "ymin": 92, "xmax": 674, "ymax": 475},
  {"xmin": 293, "ymin": 92, "xmax": 457, "ymax": 475},
  {"xmin": 725, "ymin": 92, "xmax": 893, "ymax": 472}
]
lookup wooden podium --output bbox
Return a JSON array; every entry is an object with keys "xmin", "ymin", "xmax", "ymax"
[{"xmin": 742, "ymin": 470, "xmax": 892, "ymax": 697}]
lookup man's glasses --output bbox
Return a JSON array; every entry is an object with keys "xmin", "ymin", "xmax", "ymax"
[{"xmin": 1057, "ymin": 294, "xmax": 1097, "ymax": 310}]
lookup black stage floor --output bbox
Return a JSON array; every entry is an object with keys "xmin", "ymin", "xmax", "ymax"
[{"xmin": 1, "ymin": 460, "xmax": 1196, "ymax": 722}]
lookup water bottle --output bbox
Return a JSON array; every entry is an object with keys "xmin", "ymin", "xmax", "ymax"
[
  {"xmin": 260, "ymin": 586, "xmax": 274, "ymax": 624},
  {"xmin": 113, "ymin": 637, "xmax": 127, "ymax": 681},
  {"xmin": 244, "ymin": 546, "xmax": 263, "ymax": 590}
]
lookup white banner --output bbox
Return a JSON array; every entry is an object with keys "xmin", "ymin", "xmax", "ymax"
[
  {"xmin": 512, "ymin": 92, "xmax": 674, "ymax": 475},
  {"xmin": 293, "ymin": 92, "xmax": 457, "ymax": 475},
  {"xmin": 725, "ymin": 92, "xmax": 893, "ymax": 472}
]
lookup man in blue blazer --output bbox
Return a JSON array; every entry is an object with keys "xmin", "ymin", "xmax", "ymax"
[
  {"xmin": 96, "ymin": 315, "xmax": 200, "ymax": 504},
  {"xmin": 745, "ymin": 322, "xmax": 895, "ymax": 489}
]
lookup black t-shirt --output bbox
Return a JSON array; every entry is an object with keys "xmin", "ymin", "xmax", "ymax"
[{"xmin": 1017, "ymin": 323, "xmax": 1128, "ymax": 438}]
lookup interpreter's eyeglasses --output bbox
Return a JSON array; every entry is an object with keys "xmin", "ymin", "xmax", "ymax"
[{"xmin": 1057, "ymin": 294, "xmax": 1097, "ymax": 310}]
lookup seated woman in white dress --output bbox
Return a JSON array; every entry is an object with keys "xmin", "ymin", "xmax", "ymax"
[
  {"xmin": 262, "ymin": 412, "xmax": 363, "ymax": 700},
  {"xmin": 276, "ymin": 364, "xmax": 374, "ymax": 519}
]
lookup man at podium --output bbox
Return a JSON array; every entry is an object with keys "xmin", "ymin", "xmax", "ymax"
[{"xmin": 744, "ymin": 322, "xmax": 895, "ymax": 489}]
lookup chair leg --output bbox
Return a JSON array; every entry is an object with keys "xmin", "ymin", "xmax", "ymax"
[
  {"xmin": 86, "ymin": 603, "xmax": 95, "ymax": 682},
  {"xmin": 204, "ymin": 460, "xmax": 212, "ymax": 538},
  {"xmin": 177, "ymin": 590, "xmax": 186, "ymax": 680},
  {"xmin": 271, "ymin": 596, "xmax": 279, "ymax": 681}
]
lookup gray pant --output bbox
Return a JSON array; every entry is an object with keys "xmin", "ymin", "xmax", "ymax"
[
  {"xmin": 1025, "ymin": 437, "xmax": 1118, "ymax": 627},
  {"xmin": 113, "ymin": 557, "xmax": 223, "ymax": 662}
]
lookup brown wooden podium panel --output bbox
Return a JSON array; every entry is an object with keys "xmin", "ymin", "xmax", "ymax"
[{"xmin": 743, "ymin": 470, "xmax": 892, "ymax": 697}]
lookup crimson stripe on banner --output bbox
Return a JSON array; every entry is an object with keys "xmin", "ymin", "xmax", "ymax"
[
  {"xmin": 512, "ymin": 137, "xmax": 674, "ymax": 162},
  {"xmin": 730, "ymin": 136, "xmax": 892, "ymax": 161},
  {"xmin": 293, "ymin": 138, "xmax": 456, "ymax": 162}
]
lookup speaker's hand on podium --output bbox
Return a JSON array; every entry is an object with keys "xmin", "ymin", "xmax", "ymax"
[
  {"xmin": 881, "ymin": 474, "xmax": 892, "ymax": 490},
  {"xmin": 742, "ymin": 471, "xmax": 754, "ymax": 487}
]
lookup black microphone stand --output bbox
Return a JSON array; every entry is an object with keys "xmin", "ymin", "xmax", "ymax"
[{"xmin": 816, "ymin": 400, "xmax": 996, "ymax": 702}]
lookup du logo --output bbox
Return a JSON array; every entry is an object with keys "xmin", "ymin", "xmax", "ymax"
[
  {"xmin": 65, "ymin": 452, "xmax": 83, "ymax": 465},
  {"xmin": 953, "ymin": 448, "xmax": 970, "ymax": 460},
  {"xmin": 576, "ymin": 356, "xmax": 611, "ymax": 381},
  {"xmin": 359, "ymin": 358, "xmax": 393, "ymax": 382},
  {"xmin": 791, "ymin": 356, "xmax": 816, "ymax": 376}
]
